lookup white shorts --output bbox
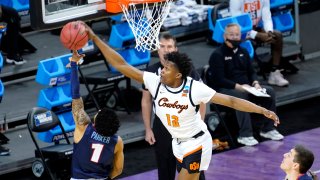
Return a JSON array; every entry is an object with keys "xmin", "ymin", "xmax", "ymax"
[{"xmin": 172, "ymin": 130, "xmax": 212, "ymax": 173}]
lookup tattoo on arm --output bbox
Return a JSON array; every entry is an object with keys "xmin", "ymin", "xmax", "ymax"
[{"xmin": 72, "ymin": 98, "xmax": 91, "ymax": 125}]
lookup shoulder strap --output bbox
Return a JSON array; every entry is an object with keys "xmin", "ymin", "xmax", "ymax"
[{"xmin": 154, "ymin": 82, "xmax": 162, "ymax": 100}]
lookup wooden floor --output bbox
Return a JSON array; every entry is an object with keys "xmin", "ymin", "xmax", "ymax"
[{"xmin": 119, "ymin": 128, "xmax": 320, "ymax": 180}]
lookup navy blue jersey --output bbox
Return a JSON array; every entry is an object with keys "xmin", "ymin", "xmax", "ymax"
[{"xmin": 72, "ymin": 123, "xmax": 118, "ymax": 179}]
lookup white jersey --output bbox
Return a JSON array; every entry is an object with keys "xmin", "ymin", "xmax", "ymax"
[
  {"xmin": 143, "ymin": 72, "xmax": 216, "ymax": 138},
  {"xmin": 230, "ymin": 0, "xmax": 273, "ymax": 38}
]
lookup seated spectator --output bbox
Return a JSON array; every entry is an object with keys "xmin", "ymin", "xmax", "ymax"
[
  {"xmin": 229, "ymin": 0, "xmax": 290, "ymax": 87},
  {"xmin": 207, "ymin": 23, "xmax": 283, "ymax": 146},
  {"xmin": 0, "ymin": 5, "xmax": 26, "ymax": 65},
  {"xmin": 281, "ymin": 145, "xmax": 316, "ymax": 180}
]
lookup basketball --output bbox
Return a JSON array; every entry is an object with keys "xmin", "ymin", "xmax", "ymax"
[{"xmin": 60, "ymin": 21, "xmax": 88, "ymax": 50}]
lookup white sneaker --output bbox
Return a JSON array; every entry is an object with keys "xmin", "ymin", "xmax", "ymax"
[
  {"xmin": 268, "ymin": 70, "xmax": 289, "ymax": 87},
  {"xmin": 6, "ymin": 55, "xmax": 27, "ymax": 65},
  {"xmin": 237, "ymin": 136, "xmax": 259, "ymax": 146},
  {"xmin": 260, "ymin": 130, "xmax": 284, "ymax": 140}
]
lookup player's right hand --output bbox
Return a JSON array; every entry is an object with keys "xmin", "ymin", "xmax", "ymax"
[
  {"xmin": 79, "ymin": 21, "xmax": 96, "ymax": 40},
  {"xmin": 145, "ymin": 129, "xmax": 156, "ymax": 145}
]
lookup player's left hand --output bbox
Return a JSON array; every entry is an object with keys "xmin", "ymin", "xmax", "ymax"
[
  {"xmin": 66, "ymin": 50, "xmax": 85, "ymax": 68},
  {"xmin": 262, "ymin": 108, "xmax": 280, "ymax": 126},
  {"xmin": 71, "ymin": 50, "xmax": 85, "ymax": 62}
]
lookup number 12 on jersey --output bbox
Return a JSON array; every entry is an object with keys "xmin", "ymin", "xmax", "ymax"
[{"xmin": 166, "ymin": 114, "xmax": 180, "ymax": 127}]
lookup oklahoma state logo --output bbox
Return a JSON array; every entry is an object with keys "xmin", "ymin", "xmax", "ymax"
[
  {"xmin": 158, "ymin": 97, "xmax": 188, "ymax": 113},
  {"xmin": 244, "ymin": 1, "xmax": 261, "ymax": 12},
  {"xmin": 189, "ymin": 162, "xmax": 200, "ymax": 171}
]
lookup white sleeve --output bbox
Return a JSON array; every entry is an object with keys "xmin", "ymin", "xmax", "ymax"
[
  {"xmin": 261, "ymin": 0, "xmax": 273, "ymax": 32},
  {"xmin": 229, "ymin": 0, "xmax": 243, "ymax": 16},
  {"xmin": 191, "ymin": 80, "xmax": 216, "ymax": 105},
  {"xmin": 143, "ymin": 71, "xmax": 160, "ymax": 97}
]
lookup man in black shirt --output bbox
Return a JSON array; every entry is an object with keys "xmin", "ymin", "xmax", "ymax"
[
  {"xmin": 0, "ymin": 5, "xmax": 26, "ymax": 65},
  {"xmin": 141, "ymin": 33, "xmax": 206, "ymax": 180},
  {"xmin": 207, "ymin": 23, "xmax": 283, "ymax": 146}
]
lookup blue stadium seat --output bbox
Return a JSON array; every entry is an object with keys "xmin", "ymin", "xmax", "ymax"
[
  {"xmin": 109, "ymin": 48, "xmax": 150, "ymax": 73},
  {"xmin": 272, "ymin": 12, "xmax": 294, "ymax": 36},
  {"xmin": 0, "ymin": 79, "xmax": 4, "ymax": 103},
  {"xmin": 270, "ymin": 0, "xmax": 293, "ymax": 9},
  {"xmin": 240, "ymin": 40, "xmax": 254, "ymax": 59},
  {"xmin": 36, "ymin": 54, "xmax": 72, "ymax": 86},
  {"xmin": 213, "ymin": 13, "xmax": 252, "ymax": 43},
  {"xmin": 37, "ymin": 111, "xmax": 75, "ymax": 143},
  {"xmin": 37, "ymin": 84, "xmax": 72, "ymax": 112},
  {"xmin": 0, "ymin": 0, "xmax": 29, "ymax": 13},
  {"xmin": 108, "ymin": 22, "xmax": 135, "ymax": 48},
  {"xmin": 207, "ymin": 2, "xmax": 230, "ymax": 42},
  {"xmin": 0, "ymin": 53, "xmax": 3, "ymax": 71}
]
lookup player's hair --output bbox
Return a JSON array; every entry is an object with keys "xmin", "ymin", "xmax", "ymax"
[
  {"xmin": 293, "ymin": 145, "xmax": 314, "ymax": 174},
  {"xmin": 94, "ymin": 108, "xmax": 120, "ymax": 137},
  {"xmin": 159, "ymin": 33, "xmax": 177, "ymax": 47},
  {"xmin": 164, "ymin": 51, "xmax": 192, "ymax": 80}
]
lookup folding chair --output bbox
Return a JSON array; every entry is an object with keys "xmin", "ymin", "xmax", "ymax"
[
  {"xmin": 77, "ymin": 48, "xmax": 133, "ymax": 114},
  {"xmin": 27, "ymin": 107, "xmax": 73, "ymax": 180},
  {"xmin": 198, "ymin": 65, "xmax": 236, "ymax": 147}
]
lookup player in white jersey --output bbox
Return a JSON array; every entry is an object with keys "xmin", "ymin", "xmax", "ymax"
[{"xmin": 82, "ymin": 22, "xmax": 280, "ymax": 180}]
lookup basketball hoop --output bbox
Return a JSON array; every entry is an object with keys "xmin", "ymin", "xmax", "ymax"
[{"xmin": 116, "ymin": 0, "xmax": 173, "ymax": 52}]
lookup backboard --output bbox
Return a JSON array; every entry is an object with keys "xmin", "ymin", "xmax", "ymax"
[{"xmin": 30, "ymin": 0, "xmax": 109, "ymax": 30}]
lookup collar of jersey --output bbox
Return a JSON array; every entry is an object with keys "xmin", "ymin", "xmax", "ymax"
[{"xmin": 164, "ymin": 79, "xmax": 187, "ymax": 94}]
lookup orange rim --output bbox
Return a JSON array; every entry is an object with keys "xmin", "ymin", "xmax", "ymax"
[{"xmin": 120, "ymin": 0, "xmax": 168, "ymax": 6}]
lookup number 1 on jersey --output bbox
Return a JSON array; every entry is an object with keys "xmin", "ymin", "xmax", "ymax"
[{"xmin": 166, "ymin": 114, "xmax": 180, "ymax": 127}]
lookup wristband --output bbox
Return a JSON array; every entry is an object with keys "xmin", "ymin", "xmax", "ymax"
[{"xmin": 70, "ymin": 61, "xmax": 77, "ymax": 67}]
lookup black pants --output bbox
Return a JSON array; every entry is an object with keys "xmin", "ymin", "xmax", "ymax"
[
  {"xmin": 0, "ymin": 5, "xmax": 21, "ymax": 58},
  {"xmin": 153, "ymin": 116, "xmax": 206, "ymax": 180},
  {"xmin": 153, "ymin": 116, "xmax": 176, "ymax": 180},
  {"xmin": 219, "ymin": 85, "xmax": 276, "ymax": 137}
]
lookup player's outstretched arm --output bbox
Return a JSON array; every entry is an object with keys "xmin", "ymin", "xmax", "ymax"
[
  {"xmin": 211, "ymin": 92, "xmax": 280, "ymax": 126},
  {"xmin": 109, "ymin": 136, "xmax": 124, "ymax": 179},
  {"xmin": 69, "ymin": 51, "xmax": 91, "ymax": 140},
  {"xmin": 83, "ymin": 22, "xmax": 144, "ymax": 84}
]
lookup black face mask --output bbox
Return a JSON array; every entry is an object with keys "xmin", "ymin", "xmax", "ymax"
[{"xmin": 226, "ymin": 39, "xmax": 241, "ymax": 48}]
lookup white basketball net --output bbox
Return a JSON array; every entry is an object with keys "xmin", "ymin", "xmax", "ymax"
[{"xmin": 120, "ymin": 0, "xmax": 173, "ymax": 52}]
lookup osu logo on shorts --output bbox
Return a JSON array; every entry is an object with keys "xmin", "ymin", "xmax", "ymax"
[{"xmin": 189, "ymin": 162, "xmax": 200, "ymax": 171}]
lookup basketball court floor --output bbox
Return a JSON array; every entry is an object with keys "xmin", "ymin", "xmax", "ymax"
[{"xmin": 119, "ymin": 128, "xmax": 320, "ymax": 180}]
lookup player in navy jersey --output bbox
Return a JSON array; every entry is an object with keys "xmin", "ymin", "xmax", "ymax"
[
  {"xmin": 69, "ymin": 51, "xmax": 124, "ymax": 180},
  {"xmin": 83, "ymin": 23, "xmax": 280, "ymax": 180}
]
